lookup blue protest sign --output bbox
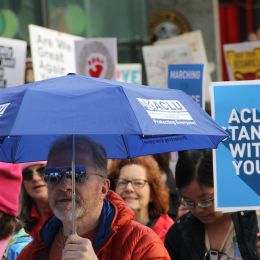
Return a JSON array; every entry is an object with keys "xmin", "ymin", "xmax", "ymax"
[
  {"xmin": 168, "ymin": 64, "xmax": 205, "ymax": 108},
  {"xmin": 211, "ymin": 81, "xmax": 260, "ymax": 211}
]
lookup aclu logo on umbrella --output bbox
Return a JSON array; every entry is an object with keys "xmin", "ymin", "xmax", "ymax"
[
  {"xmin": 137, "ymin": 98, "xmax": 195, "ymax": 125},
  {"xmin": 0, "ymin": 102, "xmax": 10, "ymax": 117}
]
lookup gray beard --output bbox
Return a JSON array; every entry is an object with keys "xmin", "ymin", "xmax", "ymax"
[{"xmin": 53, "ymin": 206, "xmax": 85, "ymax": 223}]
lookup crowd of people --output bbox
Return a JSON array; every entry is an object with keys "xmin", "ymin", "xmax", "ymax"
[{"xmin": 0, "ymin": 135, "xmax": 259, "ymax": 259}]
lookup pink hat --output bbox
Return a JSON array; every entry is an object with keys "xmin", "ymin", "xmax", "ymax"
[
  {"xmin": 0, "ymin": 162, "xmax": 22, "ymax": 217},
  {"xmin": 20, "ymin": 161, "xmax": 47, "ymax": 171}
]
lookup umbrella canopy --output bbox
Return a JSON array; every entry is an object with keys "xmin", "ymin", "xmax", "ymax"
[{"xmin": 0, "ymin": 74, "xmax": 227, "ymax": 162}]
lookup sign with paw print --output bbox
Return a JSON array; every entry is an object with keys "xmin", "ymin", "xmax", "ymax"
[
  {"xmin": 29, "ymin": 25, "xmax": 117, "ymax": 81},
  {"xmin": 75, "ymin": 38, "xmax": 117, "ymax": 79}
]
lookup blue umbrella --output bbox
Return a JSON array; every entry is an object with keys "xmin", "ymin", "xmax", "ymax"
[
  {"xmin": 0, "ymin": 74, "xmax": 227, "ymax": 162},
  {"xmin": 0, "ymin": 74, "xmax": 227, "ymax": 234}
]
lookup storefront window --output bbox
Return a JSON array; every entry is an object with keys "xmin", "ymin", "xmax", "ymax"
[{"xmin": 0, "ymin": 0, "xmax": 42, "ymax": 41}]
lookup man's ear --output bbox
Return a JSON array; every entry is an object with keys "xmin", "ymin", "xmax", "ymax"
[{"xmin": 101, "ymin": 179, "xmax": 110, "ymax": 196}]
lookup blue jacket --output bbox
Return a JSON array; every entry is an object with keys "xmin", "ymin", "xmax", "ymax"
[{"xmin": 4, "ymin": 228, "xmax": 32, "ymax": 260}]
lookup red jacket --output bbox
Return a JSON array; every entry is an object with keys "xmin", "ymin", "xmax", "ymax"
[
  {"xmin": 27, "ymin": 204, "xmax": 53, "ymax": 239},
  {"xmin": 152, "ymin": 214, "xmax": 174, "ymax": 241},
  {"xmin": 18, "ymin": 191, "xmax": 170, "ymax": 260}
]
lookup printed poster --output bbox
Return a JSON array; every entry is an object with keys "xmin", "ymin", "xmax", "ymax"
[
  {"xmin": 116, "ymin": 64, "xmax": 142, "ymax": 84},
  {"xmin": 224, "ymin": 41, "xmax": 260, "ymax": 81},
  {"xmin": 142, "ymin": 44, "xmax": 192, "ymax": 88},
  {"xmin": 211, "ymin": 80, "xmax": 260, "ymax": 211},
  {"xmin": 168, "ymin": 64, "xmax": 205, "ymax": 108},
  {"xmin": 0, "ymin": 37, "xmax": 27, "ymax": 88},
  {"xmin": 155, "ymin": 31, "xmax": 211, "ymax": 99},
  {"xmin": 75, "ymin": 38, "xmax": 117, "ymax": 80},
  {"xmin": 29, "ymin": 24, "xmax": 83, "ymax": 81}
]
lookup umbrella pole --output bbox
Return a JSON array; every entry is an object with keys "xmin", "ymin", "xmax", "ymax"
[{"xmin": 72, "ymin": 134, "xmax": 76, "ymax": 234}]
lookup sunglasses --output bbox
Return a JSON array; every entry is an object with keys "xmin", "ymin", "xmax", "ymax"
[
  {"xmin": 22, "ymin": 166, "xmax": 46, "ymax": 181},
  {"xmin": 44, "ymin": 165, "xmax": 104, "ymax": 185}
]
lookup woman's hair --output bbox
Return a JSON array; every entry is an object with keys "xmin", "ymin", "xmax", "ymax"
[
  {"xmin": 0, "ymin": 213, "xmax": 23, "ymax": 239},
  {"xmin": 175, "ymin": 149, "xmax": 213, "ymax": 190},
  {"xmin": 19, "ymin": 184, "xmax": 36, "ymax": 232},
  {"xmin": 152, "ymin": 153, "xmax": 171, "ymax": 175},
  {"xmin": 108, "ymin": 156, "xmax": 169, "ymax": 218}
]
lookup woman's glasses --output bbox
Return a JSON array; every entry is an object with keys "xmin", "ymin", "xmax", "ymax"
[
  {"xmin": 22, "ymin": 166, "xmax": 46, "ymax": 181},
  {"xmin": 181, "ymin": 196, "xmax": 214, "ymax": 209},
  {"xmin": 44, "ymin": 165, "xmax": 104, "ymax": 185},
  {"xmin": 115, "ymin": 178, "xmax": 148, "ymax": 190}
]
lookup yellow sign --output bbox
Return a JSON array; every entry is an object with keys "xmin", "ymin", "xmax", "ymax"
[{"xmin": 224, "ymin": 42, "xmax": 260, "ymax": 80}]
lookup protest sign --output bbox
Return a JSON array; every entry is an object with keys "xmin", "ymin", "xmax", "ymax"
[
  {"xmin": 0, "ymin": 37, "xmax": 27, "ymax": 88},
  {"xmin": 29, "ymin": 24, "xmax": 83, "ymax": 81},
  {"xmin": 142, "ymin": 44, "xmax": 192, "ymax": 88},
  {"xmin": 168, "ymin": 64, "xmax": 205, "ymax": 108},
  {"xmin": 75, "ymin": 38, "xmax": 117, "ymax": 79},
  {"xmin": 155, "ymin": 31, "xmax": 211, "ymax": 99},
  {"xmin": 116, "ymin": 64, "xmax": 142, "ymax": 84},
  {"xmin": 224, "ymin": 41, "xmax": 260, "ymax": 81},
  {"xmin": 211, "ymin": 81, "xmax": 260, "ymax": 211}
]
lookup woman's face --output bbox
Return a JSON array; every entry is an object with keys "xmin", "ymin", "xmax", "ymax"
[
  {"xmin": 115, "ymin": 164, "xmax": 151, "ymax": 214},
  {"xmin": 181, "ymin": 179, "xmax": 224, "ymax": 224},
  {"xmin": 23, "ymin": 165, "xmax": 48, "ymax": 203}
]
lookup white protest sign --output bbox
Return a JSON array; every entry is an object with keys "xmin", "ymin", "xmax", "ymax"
[
  {"xmin": 0, "ymin": 37, "xmax": 27, "ymax": 88},
  {"xmin": 75, "ymin": 38, "xmax": 117, "ymax": 79},
  {"xmin": 142, "ymin": 44, "xmax": 192, "ymax": 88},
  {"xmin": 116, "ymin": 64, "xmax": 142, "ymax": 84},
  {"xmin": 155, "ymin": 31, "xmax": 211, "ymax": 99},
  {"xmin": 29, "ymin": 24, "xmax": 83, "ymax": 81}
]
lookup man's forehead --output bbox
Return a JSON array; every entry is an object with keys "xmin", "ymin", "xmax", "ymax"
[{"xmin": 47, "ymin": 150, "xmax": 94, "ymax": 167}]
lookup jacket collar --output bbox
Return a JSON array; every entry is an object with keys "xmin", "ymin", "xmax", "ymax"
[{"xmin": 40, "ymin": 198, "xmax": 115, "ymax": 251}]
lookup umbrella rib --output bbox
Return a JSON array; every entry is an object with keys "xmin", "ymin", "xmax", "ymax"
[
  {"xmin": 120, "ymin": 135, "xmax": 131, "ymax": 159},
  {"xmin": 119, "ymin": 86, "xmax": 143, "ymax": 134}
]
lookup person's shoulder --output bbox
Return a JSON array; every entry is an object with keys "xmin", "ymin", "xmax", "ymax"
[
  {"xmin": 16, "ymin": 235, "xmax": 45, "ymax": 260},
  {"xmin": 166, "ymin": 212, "xmax": 196, "ymax": 236},
  {"xmin": 114, "ymin": 220, "xmax": 170, "ymax": 259},
  {"xmin": 117, "ymin": 219, "xmax": 156, "ymax": 236},
  {"xmin": 155, "ymin": 214, "xmax": 174, "ymax": 226}
]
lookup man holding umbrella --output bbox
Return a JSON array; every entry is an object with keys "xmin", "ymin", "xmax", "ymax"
[{"xmin": 17, "ymin": 136, "xmax": 170, "ymax": 260}]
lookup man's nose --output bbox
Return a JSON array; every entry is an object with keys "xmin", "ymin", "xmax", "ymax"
[{"xmin": 58, "ymin": 174, "xmax": 72, "ymax": 190}]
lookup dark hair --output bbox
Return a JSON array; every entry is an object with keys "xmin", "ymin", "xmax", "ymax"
[
  {"xmin": 19, "ymin": 184, "xmax": 37, "ymax": 232},
  {"xmin": 0, "ymin": 213, "xmax": 23, "ymax": 239},
  {"xmin": 48, "ymin": 135, "xmax": 108, "ymax": 176},
  {"xmin": 108, "ymin": 156, "xmax": 169, "ymax": 218},
  {"xmin": 175, "ymin": 149, "xmax": 213, "ymax": 190},
  {"xmin": 152, "ymin": 153, "xmax": 171, "ymax": 174}
]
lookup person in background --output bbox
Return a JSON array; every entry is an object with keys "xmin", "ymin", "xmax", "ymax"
[
  {"xmin": 19, "ymin": 161, "xmax": 52, "ymax": 238},
  {"xmin": 248, "ymin": 29, "xmax": 260, "ymax": 41},
  {"xmin": 152, "ymin": 152, "xmax": 180, "ymax": 220},
  {"xmin": 0, "ymin": 162, "xmax": 31, "ymax": 259},
  {"xmin": 164, "ymin": 150, "xmax": 259, "ymax": 260},
  {"xmin": 18, "ymin": 136, "xmax": 170, "ymax": 260},
  {"xmin": 109, "ymin": 156, "xmax": 174, "ymax": 241}
]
